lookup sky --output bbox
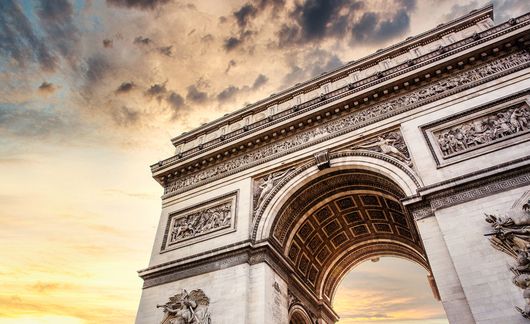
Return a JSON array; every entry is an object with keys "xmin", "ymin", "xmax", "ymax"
[{"xmin": 1, "ymin": 0, "xmax": 530, "ymax": 323}]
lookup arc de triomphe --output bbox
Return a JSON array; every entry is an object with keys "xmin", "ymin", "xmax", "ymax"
[{"xmin": 136, "ymin": 5, "xmax": 530, "ymax": 323}]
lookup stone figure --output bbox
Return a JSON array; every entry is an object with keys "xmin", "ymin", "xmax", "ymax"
[
  {"xmin": 254, "ymin": 168, "xmax": 294, "ymax": 211},
  {"xmin": 352, "ymin": 131, "xmax": 413, "ymax": 167},
  {"xmin": 485, "ymin": 196, "xmax": 530, "ymax": 318},
  {"xmin": 157, "ymin": 289, "xmax": 211, "ymax": 324}
]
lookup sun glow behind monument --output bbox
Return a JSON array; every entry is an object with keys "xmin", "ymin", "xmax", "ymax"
[{"xmin": 333, "ymin": 258, "xmax": 448, "ymax": 324}]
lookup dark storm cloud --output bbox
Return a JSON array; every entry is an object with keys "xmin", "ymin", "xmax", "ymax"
[
  {"xmin": 133, "ymin": 36, "xmax": 152, "ymax": 45},
  {"xmin": 224, "ymin": 37, "xmax": 243, "ymax": 51},
  {"xmin": 0, "ymin": 0, "xmax": 57, "ymax": 71},
  {"xmin": 252, "ymin": 74, "xmax": 268, "ymax": 89},
  {"xmin": 103, "ymin": 39, "xmax": 113, "ymax": 48},
  {"xmin": 158, "ymin": 46, "xmax": 173, "ymax": 56},
  {"xmin": 145, "ymin": 83, "xmax": 167, "ymax": 99},
  {"xmin": 106, "ymin": 0, "xmax": 170, "ymax": 10},
  {"xmin": 351, "ymin": 9, "xmax": 412, "ymax": 44},
  {"xmin": 217, "ymin": 86, "xmax": 240, "ymax": 102},
  {"xmin": 281, "ymin": 49, "xmax": 343, "ymax": 87},
  {"xmin": 234, "ymin": 4, "xmax": 258, "ymax": 28},
  {"xmin": 110, "ymin": 106, "xmax": 140, "ymax": 127},
  {"xmin": 186, "ymin": 85, "xmax": 208, "ymax": 103},
  {"xmin": 38, "ymin": 82, "xmax": 56, "ymax": 94},
  {"xmin": 35, "ymin": 0, "xmax": 80, "ymax": 67},
  {"xmin": 115, "ymin": 82, "xmax": 135, "ymax": 94},
  {"xmin": 166, "ymin": 91, "xmax": 185, "ymax": 110}
]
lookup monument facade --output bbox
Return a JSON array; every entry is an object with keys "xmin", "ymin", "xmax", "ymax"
[{"xmin": 136, "ymin": 5, "xmax": 530, "ymax": 323}]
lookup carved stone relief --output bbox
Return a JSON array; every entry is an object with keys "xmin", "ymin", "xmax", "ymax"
[
  {"xmin": 352, "ymin": 130, "xmax": 413, "ymax": 167},
  {"xmin": 484, "ymin": 192, "xmax": 530, "ymax": 319},
  {"xmin": 157, "ymin": 289, "xmax": 211, "ymax": 324},
  {"xmin": 162, "ymin": 193, "xmax": 237, "ymax": 250},
  {"xmin": 424, "ymin": 94, "xmax": 530, "ymax": 165},
  {"xmin": 253, "ymin": 167, "xmax": 295, "ymax": 213},
  {"xmin": 164, "ymin": 51, "xmax": 530, "ymax": 197}
]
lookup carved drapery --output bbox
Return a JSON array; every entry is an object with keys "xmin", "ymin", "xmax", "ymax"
[
  {"xmin": 484, "ymin": 193, "xmax": 530, "ymax": 319},
  {"xmin": 157, "ymin": 289, "xmax": 211, "ymax": 324},
  {"xmin": 163, "ymin": 51, "xmax": 530, "ymax": 197}
]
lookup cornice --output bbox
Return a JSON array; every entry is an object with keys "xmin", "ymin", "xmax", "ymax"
[
  {"xmin": 159, "ymin": 48, "xmax": 530, "ymax": 198},
  {"xmin": 151, "ymin": 9, "xmax": 529, "ymax": 178}
]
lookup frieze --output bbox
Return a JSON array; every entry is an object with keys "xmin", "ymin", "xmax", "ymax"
[
  {"xmin": 161, "ymin": 192, "xmax": 237, "ymax": 251},
  {"xmin": 484, "ymin": 192, "xmax": 530, "ymax": 318},
  {"xmin": 423, "ymin": 92, "xmax": 530, "ymax": 166},
  {"xmin": 352, "ymin": 130, "xmax": 413, "ymax": 167},
  {"xmin": 163, "ymin": 51, "xmax": 530, "ymax": 198}
]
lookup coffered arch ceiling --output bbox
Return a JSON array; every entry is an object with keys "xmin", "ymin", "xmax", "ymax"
[{"xmin": 270, "ymin": 169, "xmax": 428, "ymax": 302}]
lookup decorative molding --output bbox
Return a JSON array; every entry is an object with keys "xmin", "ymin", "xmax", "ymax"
[
  {"xmin": 408, "ymin": 202, "xmax": 435, "ymax": 221},
  {"xmin": 161, "ymin": 192, "xmax": 238, "ymax": 252},
  {"xmin": 423, "ymin": 90, "xmax": 530, "ymax": 166},
  {"xmin": 157, "ymin": 289, "xmax": 211, "ymax": 324},
  {"xmin": 162, "ymin": 51, "xmax": 530, "ymax": 198},
  {"xmin": 484, "ymin": 191, "xmax": 530, "ymax": 319},
  {"xmin": 430, "ymin": 171, "xmax": 530, "ymax": 210},
  {"xmin": 352, "ymin": 129, "xmax": 412, "ymax": 167}
]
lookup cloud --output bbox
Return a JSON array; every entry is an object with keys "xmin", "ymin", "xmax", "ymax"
[
  {"xmin": 0, "ymin": 105, "xmax": 71, "ymax": 139},
  {"xmin": 38, "ymin": 82, "xmax": 56, "ymax": 94},
  {"xmin": 115, "ymin": 81, "xmax": 135, "ymax": 94},
  {"xmin": 224, "ymin": 36, "xmax": 243, "ymax": 51},
  {"xmin": 145, "ymin": 82, "xmax": 167, "ymax": 100},
  {"xmin": 106, "ymin": 0, "xmax": 171, "ymax": 10},
  {"xmin": 351, "ymin": 9, "xmax": 412, "ymax": 44},
  {"xmin": 166, "ymin": 91, "xmax": 185, "ymax": 114},
  {"xmin": 103, "ymin": 39, "xmax": 113, "ymax": 48},
  {"xmin": 217, "ymin": 85, "xmax": 240, "ymax": 102},
  {"xmin": 186, "ymin": 84, "xmax": 208, "ymax": 103},
  {"xmin": 225, "ymin": 59, "xmax": 237, "ymax": 73},
  {"xmin": 234, "ymin": 3, "xmax": 258, "ymax": 28},
  {"xmin": 82, "ymin": 54, "xmax": 112, "ymax": 94},
  {"xmin": 110, "ymin": 106, "xmax": 140, "ymax": 127},
  {"xmin": 35, "ymin": 0, "xmax": 80, "ymax": 68},
  {"xmin": 0, "ymin": 0, "xmax": 57, "ymax": 71},
  {"xmin": 133, "ymin": 36, "xmax": 152, "ymax": 45},
  {"xmin": 158, "ymin": 45, "xmax": 173, "ymax": 56},
  {"xmin": 252, "ymin": 73, "xmax": 268, "ymax": 89}
]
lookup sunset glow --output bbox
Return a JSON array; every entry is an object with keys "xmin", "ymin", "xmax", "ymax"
[{"xmin": 1, "ymin": 0, "xmax": 529, "ymax": 323}]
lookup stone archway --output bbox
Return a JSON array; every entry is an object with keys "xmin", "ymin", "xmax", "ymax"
[{"xmin": 268, "ymin": 168, "xmax": 437, "ymax": 322}]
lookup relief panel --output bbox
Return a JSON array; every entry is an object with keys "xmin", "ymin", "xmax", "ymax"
[
  {"xmin": 161, "ymin": 192, "xmax": 238, "ymax": 252},
  {"xmin": 423, "ymin": 91, "xmax": 530, "ymax": 166}
]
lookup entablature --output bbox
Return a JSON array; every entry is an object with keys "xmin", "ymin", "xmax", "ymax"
[{"xmin": 151, "ymin": 6, "xmax": 508, "ymax": 175}]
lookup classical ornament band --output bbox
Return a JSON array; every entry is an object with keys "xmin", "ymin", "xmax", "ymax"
[{"xmin": 163, "ymin": 51, "xmax": 530, "ymax": 198}]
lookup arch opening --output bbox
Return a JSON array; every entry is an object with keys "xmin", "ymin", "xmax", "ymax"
[
  {"xmin": 268, "ymin": 167, "xmax": 438, "ymax": 322},
  {"xmin": 332, "ymin": 257, "xmax": 447, "ymax": 324}
]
